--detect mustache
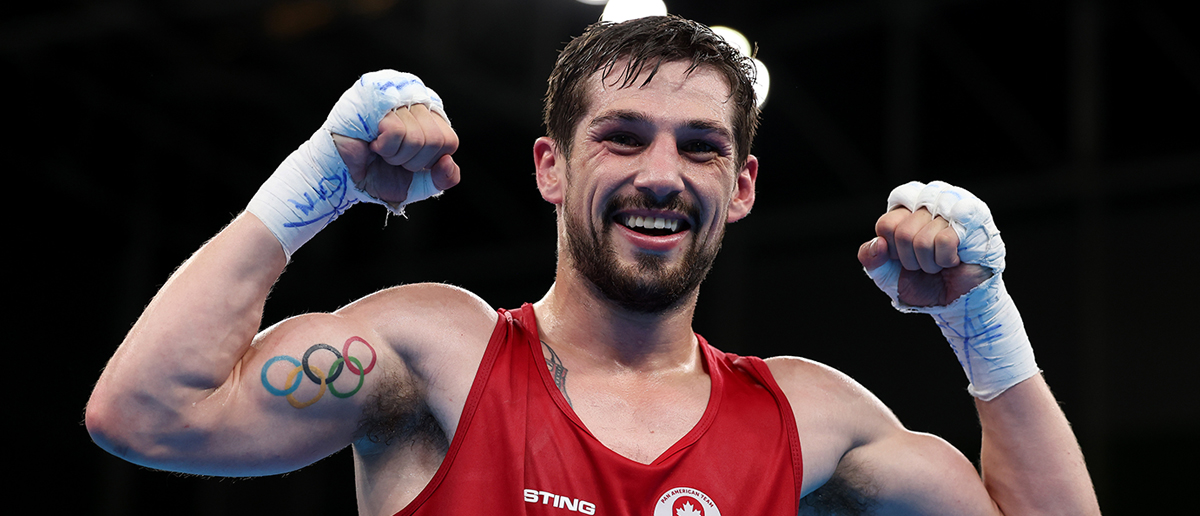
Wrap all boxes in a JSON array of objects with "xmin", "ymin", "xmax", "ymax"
[{"xmin": 602, "ymin": 191, "xmax": 700, "ymax": 223}]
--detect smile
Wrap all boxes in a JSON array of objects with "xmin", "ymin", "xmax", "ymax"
[{"xmin": 616, "ymin": 214, "xmax": 690, "ymax": 236}]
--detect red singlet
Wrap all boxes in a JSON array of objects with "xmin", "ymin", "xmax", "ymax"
[{"xmin": 396, "ymin": 304, "xmax": 803, "ymax": 516}]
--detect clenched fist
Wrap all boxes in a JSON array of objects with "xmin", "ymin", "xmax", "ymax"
[
  {"xmin": 858, "ymin": 207, "xmax": 992, "ymax": 308},
  {"xmin": 333, "ymin": 103, "xmax": 460, "ymax": 207}
]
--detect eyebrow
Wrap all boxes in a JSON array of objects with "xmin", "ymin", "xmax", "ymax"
[
  {"xmin": 587, "ymin": 109, "xmax": 651, "ymax": 130},
  {"xmin": 587, "ymin": 109, "xmax": 734, "ymax": 142},
  {"xmin": 682, "ymin": 119, "xmax": 734, "ymax": 143}
]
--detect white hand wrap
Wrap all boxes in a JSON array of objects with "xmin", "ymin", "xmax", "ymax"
[
  {"xmin": 247, "ymin": 70, "xmax": 448, "ymax": 260},
  {"xmin": 865, "ymin": 181, "xmax": 1039, "ymax": 400}
]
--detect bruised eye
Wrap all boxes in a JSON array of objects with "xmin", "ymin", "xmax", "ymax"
[
  {"xmin": 680, "ymin": 140, "xmax": 720, "ymax": 156},
  {"xmin": 607, "ymin": 133, "xmax": 642, "ymax": 147}
]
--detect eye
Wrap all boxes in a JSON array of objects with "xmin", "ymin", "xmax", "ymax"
[
  {"xmin": 680, "ymin": 140, "xmax": 719, "ymax": 156},
  {"xmin": 606, "ymin": 133, "xmax": 643, "ymax": 148}
]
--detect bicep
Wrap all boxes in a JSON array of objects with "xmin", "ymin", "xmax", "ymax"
[
  {"xmin": 159, "ymin": 312, "xmax": 406, "ymax": 476},
  {"xmin": 206, "ymin": 283, "xmax": 497, "ymax": 474},
  {"xmin": 841, "ymin": 431, "xmax": 1000, "ymax": 516}
]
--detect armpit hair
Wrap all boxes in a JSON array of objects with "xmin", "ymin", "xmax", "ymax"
[
  {"xmin": 797, "ymin": 459, "xmax": 877, "ymax": 515},
  {"xmin": 356, "ymin": 367, "xmax": 448, "ymax": 452}
]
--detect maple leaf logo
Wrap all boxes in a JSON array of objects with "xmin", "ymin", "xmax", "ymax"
[{"xmin": 677, "ymin": 501, "xmax": 703, "ymax": 516}]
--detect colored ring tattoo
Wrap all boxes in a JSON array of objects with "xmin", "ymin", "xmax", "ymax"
[
  {"xmin": 285, "ymin": 365, "xmax": 326, "ymax": 409},
  {"xmin": 327, "ymin": 357, "xmax": 365, "ymax": 398},
  {"xmin": 259, "ymin": 336, "xmax": 377, "ymax": 408},
  {"xmin": 261, "ymin": 355, "xmax": 303, "ymax": 396},
  {"xmin": 342, "ymin": 336, "xmax": 376, "ymax": 375},
  {"xmin": 302, "ymin": 343, "xmax": 344, "ymax": 385}
]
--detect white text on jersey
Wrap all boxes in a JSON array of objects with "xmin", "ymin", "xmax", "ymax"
[{"xmin": 523, "ymin": 489, "xmax": 597, "ymax": 515}]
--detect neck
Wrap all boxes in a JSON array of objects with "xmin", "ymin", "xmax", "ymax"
[{"xmin": 533, "ymin": 265, "xmax": 701, "ymax": 373}]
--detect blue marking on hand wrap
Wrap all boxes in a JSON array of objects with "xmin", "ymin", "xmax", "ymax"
[
  {"xmin": 357, "ymin": 113, "xmax": 372, "ymax": 137},
  {"xmin": 377, "ymin": 78, "xmax": 420, "ymax": 93},
  {"xmin": 283, "ymin": 167, "xmax": 357, "ymax": 228},
  {"xmin": 935, "ymin": 296, "xmax": 1005, "ymax": 382}
]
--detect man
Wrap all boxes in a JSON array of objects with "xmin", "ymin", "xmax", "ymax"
[{"xmin": 87, "ymin": 15, "xmax": 1099, "ymax": 515}]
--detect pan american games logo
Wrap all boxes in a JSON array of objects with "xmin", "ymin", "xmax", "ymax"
[{"xmin": 654, "ymin": 487, "xmax": 722, "ymax": 516}]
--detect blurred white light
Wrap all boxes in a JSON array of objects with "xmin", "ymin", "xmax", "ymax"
[
  {"xmin": 710, "ymin": 26, "xmax": 751, "ymax": 58},
  {"xmin": 600, "ymin": 0, "xmax": 668, "ymax": 23},
  {"xmin": 576, "ymin": 6, "xmax": 770, "ymax": 109},
  {"xmin": 752, "ymin": 58, "xmax": 770, "ymax": 109}
]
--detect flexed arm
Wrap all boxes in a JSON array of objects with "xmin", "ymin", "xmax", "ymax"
[
  {"xmin": 85, "ymin": 71, "xmax": 467, "ymax": 476},
  {"xmin": 854, "ymin": 181, "xmax": 1099, "ymax": 514}
]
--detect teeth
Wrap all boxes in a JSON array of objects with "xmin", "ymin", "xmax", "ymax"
[{"xmin": 622, "ymin": 215, "xmax": 682, "ymax": 232}]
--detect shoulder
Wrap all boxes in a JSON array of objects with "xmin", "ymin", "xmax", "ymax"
[
  {"xmin": 339, "ymin": 283, "xmax": 500, "ymax": 430},
  {"xmin": 764, "ymin": 356, "xmax": 866, "ymax": 393},
  {"xmin": 763, "ymin": 356, "xmax": 900, "ymax": 430},
  {"xmin": 336, "ymin": 282, "xmax": 499, "ymax": 347},
  {"xmin": 333, "ymin": 282, "xmax": 500, "ymax": 391},
  {"xmin": 339, "ymin": 281, "xmax": 496, "ymax": 318},
  {"xmin": 762, "ymin": 356, "xmax": 902, "ymax": 497}
]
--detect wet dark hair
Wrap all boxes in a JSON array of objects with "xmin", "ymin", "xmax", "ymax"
[{"xmin": 543, "ymin": 15, "xmax": 760, "ymax": 166}]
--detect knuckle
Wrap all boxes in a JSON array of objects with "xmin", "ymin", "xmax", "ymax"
[
  {"xmin": 390, "ymin": 106, "xmax": 413, "ymax": 123},
  {"xmin": 443, "ymin": 130, "xmax": 459, "ymax": 152},
  {"xmin": 425, "ymin": 132, "xmax": 445, "ymax": 150},
  {"xmin": 372, "ymin": 135, "xmax": 396, "ymax": 154},
  {"xmin": 380, "ymin": 112, "xmax": 403, "ymax": 131},
  {"xmin": 876, "ymin": 212, "xmax": 902, "ymax": 234},
  {"xmin": 913, "ymin": 231, "xmax": 936, "ymax": 250},
  {"xmin": 874, "ymin": 217, "xmax": 890, "ymax": 235},
  {"xmin": 405, "ymin": 131, "xmax": 427, "ymax": 148},
  {"xmin": 935, "ymin": 230, "xmax": 958, "ymax": 248}
]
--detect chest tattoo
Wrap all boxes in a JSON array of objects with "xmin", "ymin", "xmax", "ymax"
[{"xmin": 541, "ymin": 340, "xmax": 574, "ymax": 408}]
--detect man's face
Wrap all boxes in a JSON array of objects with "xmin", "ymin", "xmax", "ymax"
[{"xmin": 550, "ymin": 61, "xmax": 757, "ymax": 313}]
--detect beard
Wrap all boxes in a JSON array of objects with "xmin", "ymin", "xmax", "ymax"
[{"xmin": 563, "ymin": 190, "xmax": 723, "ymax": 314}]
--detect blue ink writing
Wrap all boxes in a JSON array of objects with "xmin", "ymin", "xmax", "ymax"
[
  {"xmin": 283, "ymin": 167, "xmax": 357, "ymax": 228},
  {"xmin": 936, "ymin": 295, "xmax": 1004, "ymax": 382}
]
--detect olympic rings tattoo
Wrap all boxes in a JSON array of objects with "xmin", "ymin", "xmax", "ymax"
[{"xmin": 260, "ymin": 336, "xmax": 377, "ymax": 408}]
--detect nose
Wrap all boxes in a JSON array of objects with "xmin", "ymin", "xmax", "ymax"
[{"xmin": 631, "ymin": 138, "xmax": 686, "ymax": 201}]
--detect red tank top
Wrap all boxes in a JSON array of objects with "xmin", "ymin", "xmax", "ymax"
[{"xmin": 396, "ymin": 304, "xmax": 803, "ymax": 516}]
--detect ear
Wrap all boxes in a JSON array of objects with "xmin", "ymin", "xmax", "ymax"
[
  {"xmin": 534, "ymin": 136, "xmax": 564, "ymax": 205},
  {"xmin": 726, "ymin": 154, "xmax": 758, "ymax": 223}
]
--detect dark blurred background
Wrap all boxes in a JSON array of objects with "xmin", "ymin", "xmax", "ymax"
[{"xmin": 8, "ymin": 0, "xmax": 1197, "ymax": 513}]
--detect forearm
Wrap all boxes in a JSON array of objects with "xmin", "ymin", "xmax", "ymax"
[
  {"xmin": 977, "ymin": 374, "xmax": 1099, "ymax": 515},
  {"xmin": 87, "ymin": 212, "xmax": 286, "ymax": 451}
]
